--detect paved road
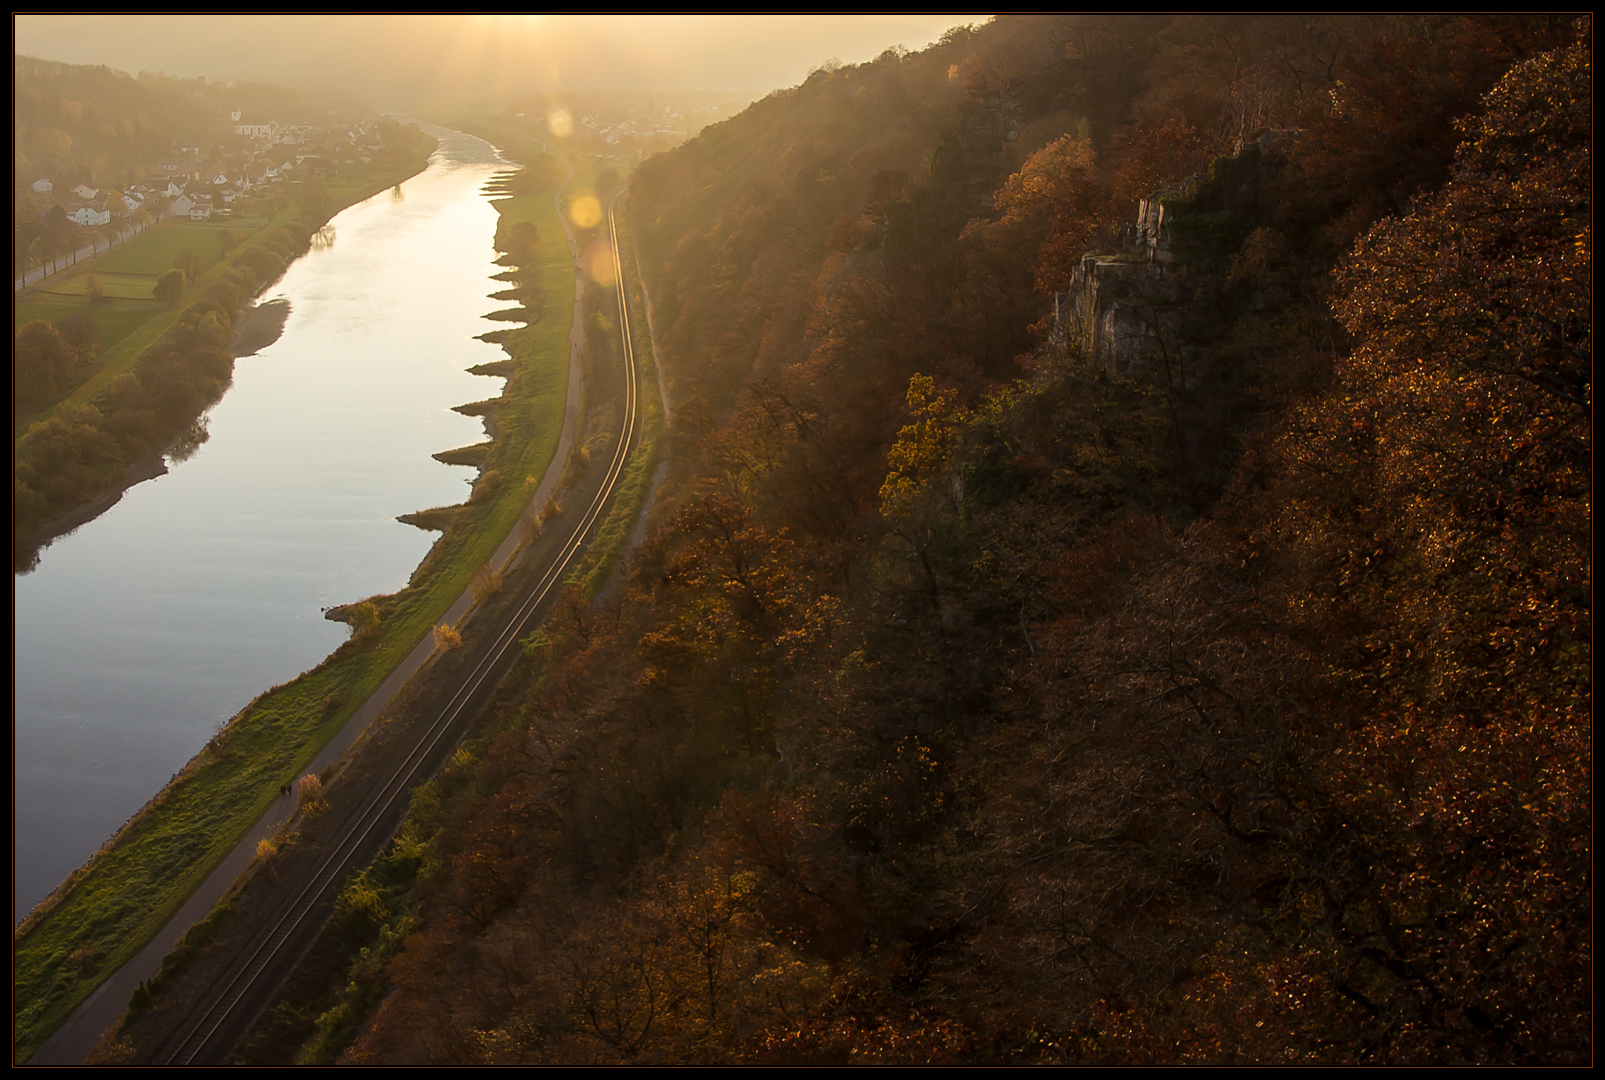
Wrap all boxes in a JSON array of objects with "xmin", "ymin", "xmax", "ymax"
[{"xmin": 15, "ymin": 220, "xmax": 159, "ymax": 292}]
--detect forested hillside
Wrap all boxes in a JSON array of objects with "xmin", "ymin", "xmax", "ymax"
[{"xmin": 281, "ymin": 16, "xmax": 1589, "ymax": 1064}]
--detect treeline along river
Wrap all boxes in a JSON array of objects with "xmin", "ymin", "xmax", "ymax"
[{"xmin": 13, "ymin": 126, "xmax": 514, "ymax": 922}]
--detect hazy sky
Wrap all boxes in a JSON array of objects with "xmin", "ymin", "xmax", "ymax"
[{"xmin": 15, "ymin": 15, "xmax": 987, "ymax": 106}]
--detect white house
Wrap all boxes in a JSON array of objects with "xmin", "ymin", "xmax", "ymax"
[
  {"xmin": 68, "ymin": 204, "xmax": 111, "ymax": 226},
  {"xmin": 32, "ymin": 178, "xmax": 53, "ymax": 194}
]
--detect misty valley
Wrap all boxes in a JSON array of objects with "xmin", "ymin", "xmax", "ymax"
[{"xmin": 12, "ymin": 15, "xmax": 1592, "ymax": 1067}]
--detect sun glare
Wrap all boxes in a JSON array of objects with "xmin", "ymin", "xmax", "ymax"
[
  {"xmin": 569, "ymin": 194, "xmax": 602, "ymax": 229},
  {"xmin": 585, "ymin": 242, "xmax": 618, "ymax": 286}
]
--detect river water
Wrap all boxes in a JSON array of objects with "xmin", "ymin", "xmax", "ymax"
[{"xmin": 13, "ymin": 126, "xmax": 514, "ymax": 922}]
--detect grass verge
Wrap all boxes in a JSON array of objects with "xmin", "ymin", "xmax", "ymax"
[
  {"xmin": 205, "ymin": 147, "xmax": 661, "ymax": 1068},
  {"xmin": 562, "ymin": 211, "xmax": 664, "ymax": 594}
]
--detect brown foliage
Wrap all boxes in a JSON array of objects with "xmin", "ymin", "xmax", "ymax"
[{"xmin": 337, "ymin": 19, "xmax": 1589, "ymax": 1067}]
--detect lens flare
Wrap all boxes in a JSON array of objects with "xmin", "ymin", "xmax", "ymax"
[
  {"xmin": 569, "ymin": 194, "xmax": 602, "ymax": 229},
  {"xmin": 548, "ymin": 108, "xmax": 573, "ymax": 138},
  {"xmin": 584, "ymin": 241, "xmax": 617, "ymax": 286}
]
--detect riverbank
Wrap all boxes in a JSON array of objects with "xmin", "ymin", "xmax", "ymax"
[
  {"xmin": 81, "ymin": 152, "xmax": 660, "ymax": 1069},
  {"xmin": 14, "ymin": 141, "xmax": 437, "ymax": 572},
  {"xmin": 231, "ymin": 297, "xmax": 291, "ymax": 357},
  {"xmin": 22, "ymin": 297, "xmax": 292, "ymax": 558},
  {"xmin": 12, "ymin": 134, "xmax": 576, "ymax": 1063}
]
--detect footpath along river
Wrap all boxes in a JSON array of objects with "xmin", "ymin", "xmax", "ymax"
[{"xmin": 13, "ymin": 125, "xmax": 517, "ymax": 923}]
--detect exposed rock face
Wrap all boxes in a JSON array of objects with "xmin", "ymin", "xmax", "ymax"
[
  {"xmin": 1053, "ymin": 176, "xmax": 1194, "ymax": 374},
  {"xmin": 1058, "ymin": 256, "xmax": 1163, "ymax": 372},
  {"xmin": 1055, "ymin": 131, "xmax": 1296, "ymax": 376}
]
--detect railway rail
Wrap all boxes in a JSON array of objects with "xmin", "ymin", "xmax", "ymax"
[{"xmin": 153, "ymin": 190, "xmax": 641, "ymax": 1065}]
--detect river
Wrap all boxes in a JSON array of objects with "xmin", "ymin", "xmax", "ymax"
[{"xmin": 13, "ymin": 125, "xmax": 514, "ymax": 923}]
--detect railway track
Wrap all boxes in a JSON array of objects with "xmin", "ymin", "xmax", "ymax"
[{"xmin": 154, "ymin": 190, "xmax": 642, "ymax": 1065}]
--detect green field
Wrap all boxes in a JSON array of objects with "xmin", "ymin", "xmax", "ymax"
[
  {"xmin": 15, "ymin": 167, "xmax": 419, "ymax": 439},
  {"xmin": 15, "ymin": 299, "xmax": 154, "ymax": 337},
  {"xmin": 90, "ymin": 220, "xmax": 246, "ymax": 276},
  {"xmin": 12, "ymin": 149, "xmax": 577, "ymax": 1066},
  {"xmin": 14, "ymin": 213, "xmax": 295, "ymax": 435},
  {"xmin": 29, "ymin": 271, "xmax": 162, "ymax": 301}
]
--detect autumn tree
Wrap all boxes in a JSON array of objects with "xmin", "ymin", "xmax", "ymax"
[
  {"xmin": 14, "ymin": 320, "xmax": 82, "ymax": 402},
  {"xmin": 1285, "ymin": 26, "xmax": 1593, "ymax": 728},
  {"xmin": 154, "ymin": 268, "xmax": 186, "ymax": 303},
  {"xmin": 1278, "ymin": 15, "xmax": 1576, "ymax": 254},
  {"xmin": 314, "ymin": 18, "xmax": 1590, "ymax": 1066},
  {"xmin": 981, "ymin": 133, "xmax": 1108, "ymax": 295},
  {"xmin": 638, "ymin": 495, "xmax": 835, "ymax": 755},
  {"xmin": 1106, "ymin": 115, "xmax": 1214, "ymax": 214},
  {"xmin": 494, "ymin": 219, "xmax": 540, "ymax": 265},
  {"xmin": 172, "ymin": 248, "xmax": 203, "ymax": 282},
  {"xmin": 1233, "ymin": 29, "xmax": 1593, "ymax": 1059}
]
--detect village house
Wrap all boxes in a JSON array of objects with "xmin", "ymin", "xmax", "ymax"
[
  {"xmin": 67, "ymin": 204, "xmax": 111, "ymax": 226},
  {"xmin": 234, "ymin": 118, "xmax": 279, "ymax": 140}
]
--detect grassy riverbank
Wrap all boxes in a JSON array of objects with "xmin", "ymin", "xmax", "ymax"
[
  {"xmin": 14, "ymin": 142, "xmax": 444, "ymax": 573},
  {"xmin": 222, "ymin": 159, "xmax": 670, "ymax": 1069},
  {"xmin": 14, "ymin": 208, "xmax": 304, "ymax": 436},
  {"xmin": 12, "ymin": 145, "xmax": 576, "ymax": 1065},
  {"xmin": 15, "ymin": 147, "xmax": 432, "ymax": 438}
]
